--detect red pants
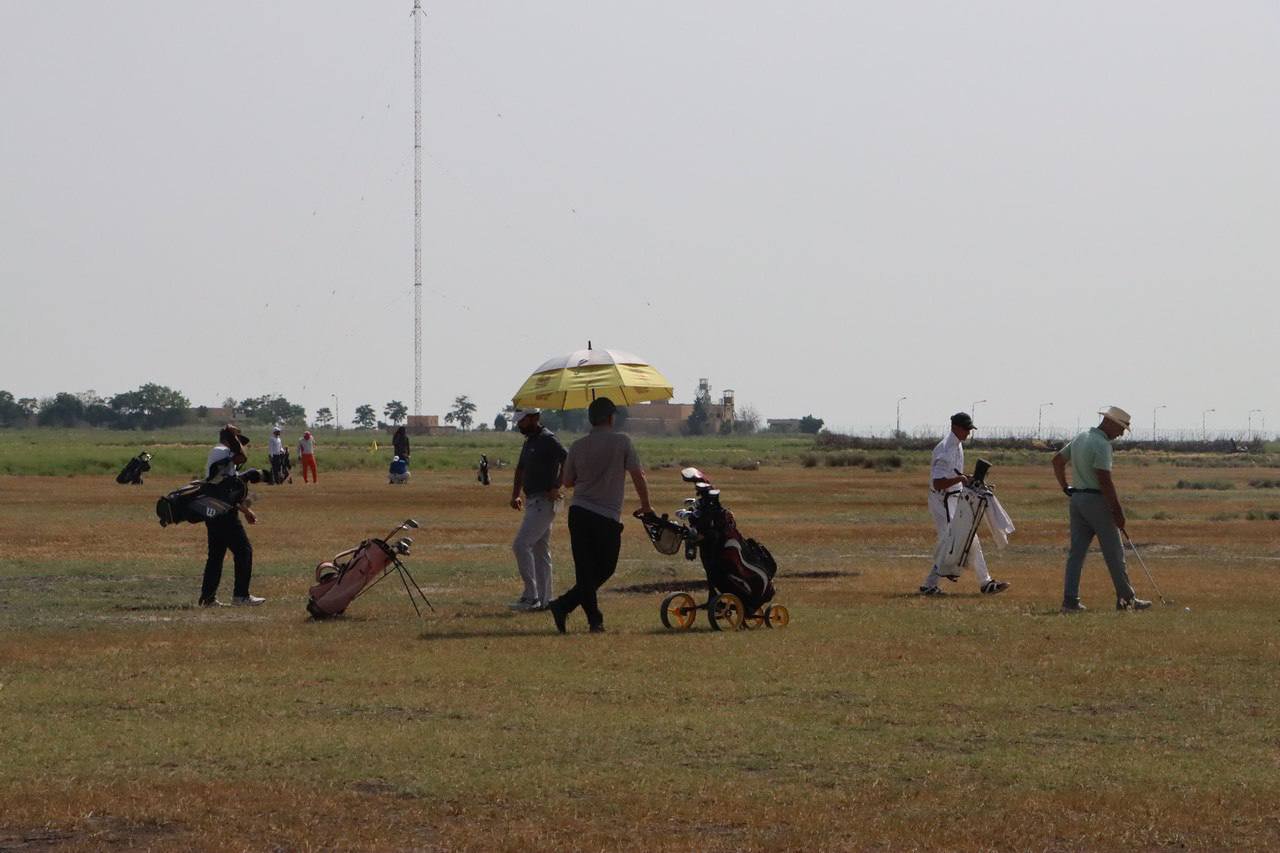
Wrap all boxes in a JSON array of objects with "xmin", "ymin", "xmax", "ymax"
[{"xmin": 301, "ymin": 453, "xmax": 318, "ymax": 482}]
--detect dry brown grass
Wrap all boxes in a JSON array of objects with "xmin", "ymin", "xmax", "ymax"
[{"xmin": 2, "ymin": 461, "xmax": 1279, "ymax": 851}]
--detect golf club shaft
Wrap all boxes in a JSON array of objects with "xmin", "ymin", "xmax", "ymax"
[{"xmin": 1123, "ymin": 530, "xmax": 1169, "ymax": 603}]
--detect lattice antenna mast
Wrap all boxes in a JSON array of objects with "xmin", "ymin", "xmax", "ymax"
[{"xmin": 412, "ymin": 0, "xmax": 424, "ymax": 416}]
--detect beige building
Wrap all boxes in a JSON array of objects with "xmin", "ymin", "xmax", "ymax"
[
  {"xmin": 406, "ymin": 414, "xmax": 457, "ymax": 435},
  {"xmin": 626, "ymin": 383, "xmax": 736, "ymax": 435}
]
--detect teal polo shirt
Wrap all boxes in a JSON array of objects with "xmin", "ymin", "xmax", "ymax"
[{"xmin": 1059, "ymin": 427, "xmax": 1113, "ymax": 490}]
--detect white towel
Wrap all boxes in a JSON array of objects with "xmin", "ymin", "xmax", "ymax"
[{"xmin": 984, "ymin": 494, "xmax": 1015, "ymax": 549}]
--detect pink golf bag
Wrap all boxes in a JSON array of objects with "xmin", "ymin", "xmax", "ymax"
[{"xmin": 306, "ymin": 519, "xmax": 431, "ymax": 619}]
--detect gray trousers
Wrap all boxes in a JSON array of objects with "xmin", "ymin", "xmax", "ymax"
[
  {"xmin": 512, "ymin": 495, "xmax": 558, "ymax": 604},
  {"xmin": 1063, "ymin": 492, "xmax": 1135, "ymax": 603}
]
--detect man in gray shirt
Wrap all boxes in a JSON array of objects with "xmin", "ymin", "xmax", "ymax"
[{"xmin": 546, "ymin": 397, "xmax": 652, "ymax": 633}]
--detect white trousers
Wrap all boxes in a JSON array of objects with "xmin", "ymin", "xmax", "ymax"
[
  {"xmin": 923, "ymin": 491, "xmax": 990, "ymax": 588},
  {"xmin": 512, "ymin": 496, "xmax": 558, "ymax": 604}
]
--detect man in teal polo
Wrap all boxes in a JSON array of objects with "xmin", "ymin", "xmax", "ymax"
[{"xmin": 1052, "ymin": 406, "xmax": 1150, "ymax": 613}]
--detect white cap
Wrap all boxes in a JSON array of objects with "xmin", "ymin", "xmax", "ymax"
[
  {"xmin": 1098, "ymin": 406, "xmax": 1132, "ymax": 430},
  {"xmin": 272, "ymin": 427, "xmax": 282, "ymax": 433},
  {"xmin": 513, "ymin": 408, "xmax": 541, "ymax": 420}
]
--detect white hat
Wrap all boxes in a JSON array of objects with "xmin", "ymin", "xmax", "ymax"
[
  {"xmin": 512, "ymin": 407, "xmax": 541, "ymax": 420},
  {"xmin": 272, "ymin": 427, "xmax": 282, "ymax": 433},
  {"xmin": 1098, "ymin": 406, "xmax": 1132, "ymax": 430}
]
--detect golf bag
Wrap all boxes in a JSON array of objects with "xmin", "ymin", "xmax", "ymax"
[
  {"xmin": 389, "ymin": 455, "xmax": 409, "ymax": 484},
  {"xmin": 306, "ymin": 519, "xmax": 430, "ymax": 619},
  {"xmin": 931, "ymin": 459, "xmax": 1014, "ymax": 576},
  {"xmin": 267, "ymin": 449, "xmax": 292, "ymax": 485},
  {"xmin": 639, "ymin": 468, "xmax": 778, "ymax": 612},
  {"xmin": 477, "ymin": 454, "xmax": 490, "ymax": 486},
  {"xmin": 155, "ymin": 470, "xmax": 261, "ymax": 527},
  {"xmin": 116, "ymin": 452, "xmax": 152, "ymax": 485}
]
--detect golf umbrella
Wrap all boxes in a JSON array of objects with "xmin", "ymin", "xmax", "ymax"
[{"xmin": 512, "ymin": 346, "xmax": 674, "ymax": 410}]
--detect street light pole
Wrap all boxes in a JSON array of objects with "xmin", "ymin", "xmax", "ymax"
[
  {"xmin": 1037, "ymin": 402, "xmax": 1054, "ymax": 440},
  {"xmin": 1202, "ymin": 408, "xmax": 1215, "ymax": 440},
  {"xmin": 332, "ymin": 394, "xmax": 341, "ymax": 431},
  {"xmin": 971, "ymin": 399, "xmax": 987, "ymax": 424},
  {"xmin": 896, "ymin": 396, "xmax": 907, "ymax": 437},
  {"xmin": 1152, "ymin": 404, "xmax": 1166, "ymax": 443},
  {"xmin": 1248, "ymin": 409, "xmax": 1262, "ymax": 440}
]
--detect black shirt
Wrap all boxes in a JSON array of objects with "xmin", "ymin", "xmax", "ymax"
[{"xmin": 518, "ymin": 427, "xmax": 567, "ymax": 496}]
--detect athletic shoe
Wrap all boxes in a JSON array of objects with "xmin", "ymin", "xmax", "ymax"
[
  {"xmin": 547, "ymin": 600, "xmax": 567, "ymax": 634},
  {"xmin": 981, "ymin": 580, "xmax": 1010, "ymax": 595},
  {"xmin": 918, "ymin": 586, "xmax": 947, "ymax": 596},
  {"xmin": 1116, "ymin": 597, "xmax": 1152, "ymax": 611},
  {"xmin": 232, "ymin": 595, "xmax": 265, "ymax": 606},
  {"xmin": 507, "ymin": 599, "xmax": 537, "ymax": 611},
  {"xmin": 198, "ymin": 598, "xmax": 228, "ymax": 608},
  {"xmin": 1060, "ymin": 600, "xmax": 1088, "ymax": 613}
]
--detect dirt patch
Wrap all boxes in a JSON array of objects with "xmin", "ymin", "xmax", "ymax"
[{"xmin": 0, "ymin": 816, "xmax": 181, "ymax": 851}]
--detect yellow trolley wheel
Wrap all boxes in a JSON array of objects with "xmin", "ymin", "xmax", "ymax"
[
  {"xmin": 708, "ymin": 592, "xmax": 745, "ymax": 632},
  {"xmin": 660, "ymin": 592, "xmax": 698, "ymax": 631},
  {"xmin": 764, "ymin": 604, "xmax": 790, "ymax": 628}
]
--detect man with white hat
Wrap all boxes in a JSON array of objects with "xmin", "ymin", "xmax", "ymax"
[
  {"xmin": 1052, "ymin": 406, "xmax": 1150, "ymax": 613},
  {"xmin": 508, "ymin": 408, "xmax": 567, "ymax": 611},
  {"xmin": 268, "ymin": 426, "xmax": 291, "ymax": 484}
]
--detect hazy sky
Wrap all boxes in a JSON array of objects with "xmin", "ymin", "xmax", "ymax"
[{"xmin": 2, "ymin": 2, "xmax": 1277, "ymax": 436}]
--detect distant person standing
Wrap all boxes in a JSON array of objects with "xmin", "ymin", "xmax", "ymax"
[
  {"xmin": 268, "ymin": 426, "xmax": 290, "ymax": 484},
  {"xmin": 200, "ymin": 424, "xmax": 265, "ymax": 607},
  {"xmin": 1052, "ymin": 406, "xmax": 1150, "ymax": 613},
  {"xmin": 298, "ymin": 430, "xmax": 318, "ymax": 483},
  {"xmin": 392, "ymin": 425, "xmax": 411, "ymax": 466},
  {"xmin": 919, "ymin": 412, "xmax": 1009, "ymax": 597},
  {"xmin": 508, "ymin": 408, "xmax": 567, "ymax": 611},
  {"xmin": 546, "ymin": 397, "xmax": 653, "ymax": 634}
]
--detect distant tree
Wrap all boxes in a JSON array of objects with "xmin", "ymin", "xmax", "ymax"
[
  {"xmin": 237, "ymin": 394, "xmax": 307, "ymax": 426},
  {"xmin": 444, "ymin": 395, "xmax": 477, "ymax": 430},
  {"xmin": 195, "ymin": 405, "xmax": 209, "ymax": 419},
  {"xmin": 799, "ymin": 414, "xmax": 825, "ymax": 435},
  {"xmin": 718, "ymin": 419, "xmax": 734, "ymax": 436},
  {"xmin": 314, "ymin": 407, "xmax": 334, "ymax": 428},
  {"xmin": 17, "ymin": 398, "xmax": 38, "ymax": 417},
  {"xmin": 110, "ymin": 383, "xmax": 190, "ymax": 430},
  {"xmin": 0, "ymin": 391, "xmax": 27, "ymax": 427},
  {"xmin": 39, "ymin": 393, "xmax": 85, "ymax": 427},
  {"xmin": 493, "ymin": 413, "xmax": 508, "ymax": 432},
  {"xmin": 353, "ymin": 404, "xmax": 377, "ymax": 429},
  {"xmin": 734, "ymin": 404, "xmax": 761, "ymax": 435},
  {"xmin": 538, "ymin": 408, "xmax": 588, "ymax": 433},
  {"xmin": 383, "ymin": 400, "xmax": 408, "ymax": 425},
  {"xmin": 221, "ymin": 397, "xmax": 238, "ymax": 412},
  {"xmin": 476, "ymin": 422, "xmax": 490, "ymax": 432},
  {"xmin": 685, "ymin": 396, "xmax": 711, "ymax": 436}
]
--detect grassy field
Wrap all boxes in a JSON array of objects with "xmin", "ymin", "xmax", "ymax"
[{"xmin": 2, "ymin": 437, "xmax": 1280, "ymax": 850}]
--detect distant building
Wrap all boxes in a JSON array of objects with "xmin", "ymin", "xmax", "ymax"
[
  {"xmin": 626, "ymin": 382, "xmax": 736, "ymax": 435},
  {"xmin": 766, "ymin": 418, "xmax": 803, "ymax": 433},
  {"xmin": 406, "ymin": 414, "xmax": 457, "ymax": 436}
]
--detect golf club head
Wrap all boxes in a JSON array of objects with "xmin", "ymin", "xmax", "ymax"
[
  {"xmin": 405, "ymin": 518, "xmax": 420, "ymax": 529},
  {"xmin": 683, "ymin": 498, "xmax": 697, "ymax": 507},
  {"xmin": 395, "ymin": 541, "xmax": 411, "ymax": 555},
  {"xmin": 681, "ymin": 467, "xmax": 707, "ymax": 484}
]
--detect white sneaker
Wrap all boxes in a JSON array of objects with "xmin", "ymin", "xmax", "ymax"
[{"xmin": 232, "ymin": 594, "xmax": 266, "ymax": 606}]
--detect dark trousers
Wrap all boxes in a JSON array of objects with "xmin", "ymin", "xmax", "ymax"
[
  {"xmin": 557, "ymin": 506, "xmax": 623, "ymax": 628},
  {"xmin": 201, "ymin": 512, "xmax": 253, "ymax": 601}
]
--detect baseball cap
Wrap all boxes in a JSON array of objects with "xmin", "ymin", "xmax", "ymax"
[
  {"xmin": 1098, "ymin": 406, "xmax": 1132, "ymax": 430},
  {"xmin": 512, "ymin": 407, "xmax": 541, "ymax": 420},
  {"xmin": 950, "ymin": 412, "xmax": 975, "ymax": 430}
]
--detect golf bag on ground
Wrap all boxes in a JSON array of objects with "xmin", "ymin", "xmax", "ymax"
[
  {"xmin": 639, "ymin": 468, "xmax": 778, "ymax": 612},
  {"xmin": 389, "ymin": 456, "xmax": 409, "ymax": 484},
  {"xmin": 267, "ymin": 449, "xmax": 292, "ymax": 485},
  {"xmin": 306, "ymin": 519, "xmax": 431, "ymax": 619},
  {"xmin": 116, "ymin": 452, "xmax": 152, "ymax": 485},
  {"xmin": 477, "ymin": 454, "xmax": 490, "ymax": 486},
  {"xmin": 155, "ymin": 471, "xmax": 260, "ymax": 527}
]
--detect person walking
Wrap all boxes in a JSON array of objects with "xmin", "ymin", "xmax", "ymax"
[
  {"xmin": 200, "ymin": 425, "xmax": 265, "ymax": 607},
  {"xmin": 298, "ymin": 430, "xmax": 318, "ymax": 483},
  {"xmin": 1052, "ymin": 406, "xmax": 1150, "ymax": 613},
  {"xmin": 508, "ymin": 408, "xmax": 567, "ymax": 611},
  {"xmin": 392, "ymin": 425, "xmax": 411, "ymax": 466},
  {"xmin": 546, "ymin": 397, "xmax": 652, "ymax": 633},
  {"xmin": 920, "ymin": 412, "xmax": 1009, "ymax": 596},
  {"xmin": 268, "ymin": 426, "xmax": 290, "ymax": 484}
]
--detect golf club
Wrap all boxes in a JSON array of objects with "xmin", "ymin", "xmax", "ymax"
[{"xmin": 1122, "ymin": 530, "xmax": 1171, "ymax": 605}]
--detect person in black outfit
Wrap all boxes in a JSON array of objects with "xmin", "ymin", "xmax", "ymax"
[
  {"xmin": 392, "ymin": 426, "xmax": 411, "ymax": 466},
  {"xmin": 199, "ymin": 425, "xmax": 264, "ymax": 607}
]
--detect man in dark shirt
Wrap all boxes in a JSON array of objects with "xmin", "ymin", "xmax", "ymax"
[{"xmin": 508, "ymin": 408, "xmax": 567, "ymax": 610}]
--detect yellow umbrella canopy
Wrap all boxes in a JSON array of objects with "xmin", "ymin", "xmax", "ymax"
[{"xmin": 512, "ymin": 347, "xmax": 674, "ymax": 410}]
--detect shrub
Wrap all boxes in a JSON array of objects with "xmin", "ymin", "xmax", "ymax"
[
  {"xmin": 1175, "ymin": 480, "xmax": 1233, "ymax": 490},
  {"xmin": 1248, "ymin": 479, "xmax": 1280, "ymax": 489},
  {"xmin": 1245, "ymin": 509, "xmax": 1280, "ymax": 521}
]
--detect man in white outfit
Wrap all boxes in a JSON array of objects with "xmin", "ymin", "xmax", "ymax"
[{"xmin": 920, "ymin": 412, "xmax": 1009, "ymax": 597}]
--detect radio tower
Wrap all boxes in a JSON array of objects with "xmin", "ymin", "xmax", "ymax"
[{"xmin": 412, "ymin": 0, "xmax": 424, "ymax": 416}]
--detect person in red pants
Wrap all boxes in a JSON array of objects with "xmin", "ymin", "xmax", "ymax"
[{"xmin": 298, "ymin": 430, "xmax": 318, "ymax": 483}]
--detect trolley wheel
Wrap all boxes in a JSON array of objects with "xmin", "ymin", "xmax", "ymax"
[
  {"xmin": 764, "ymin": 604, "xmax": 790, "ymax": 628},
  {"xmin": 743, "ymin": 609, "xmax": 766, "ymax": 629},
  {"xmin": 708, "ymin": 593, "xmax": 745, "ymax": 632},
  {"xmin": 660, "ymin": 592, "xmax": 698, "ymax": 631}
]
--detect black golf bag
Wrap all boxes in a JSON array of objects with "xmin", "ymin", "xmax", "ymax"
[
  {"xmin": 116, "ymin": 452, "xmax": 152, "ymax": 485},
  {"xmin": 639, "ymin": 468, "xmax": 778, "ymax": 612},
  {"xmin": 155, "ymin": 470, "xmax": 260, "ymax": 527},
  {"xmin": 267, "ymin": 448, "xmax": 292, "ymax": 485},
  {"xmin": 477, "ymin": 454, "xmax": 490, "ymax": 486}
]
